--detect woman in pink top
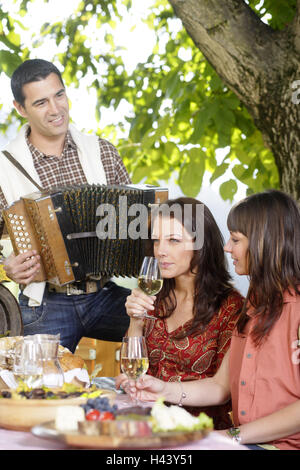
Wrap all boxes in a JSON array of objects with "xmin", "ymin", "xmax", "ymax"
[{"xmin": 127, "ymin": 190, "xmax": 300, "ymax": 450}]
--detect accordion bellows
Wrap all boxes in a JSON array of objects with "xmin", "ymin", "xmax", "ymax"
[{"xmin": 3, "ymin": 184, "xmax": 168, "ymax": 286}]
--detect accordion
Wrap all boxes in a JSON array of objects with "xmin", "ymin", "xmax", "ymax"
[{"xmin": 3, "ymin": 184, "xmax": 168, "ymax": 286}]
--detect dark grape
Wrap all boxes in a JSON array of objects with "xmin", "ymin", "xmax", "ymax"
[{"xmin": 81, "ymin": 396, "xmax": 118, "ymax": 416}]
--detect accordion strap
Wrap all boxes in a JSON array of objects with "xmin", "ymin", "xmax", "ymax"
[{"xmin": 2, "ymin": 150, "xmax": 44, "ymax": 192}]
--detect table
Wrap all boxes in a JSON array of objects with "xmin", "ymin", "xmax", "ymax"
[
  {"xmin": 0, "ymin": 428, "xmax": 247, "ymax": 450},
  {"xmin": 0, "ymin": 394, "xmax": 247, "ymax": 451}
]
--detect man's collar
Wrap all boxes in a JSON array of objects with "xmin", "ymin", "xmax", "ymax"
[
  {"xmin": 25, "ymin": 126, "xmax": 76, "ymax": 156},
  {"xmin": 64, "ymin": 129, "xmax": 77, "ymax": 150}
]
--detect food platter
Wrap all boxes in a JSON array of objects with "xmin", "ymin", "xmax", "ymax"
[
  {"xmin": 31, "ymin": 420, "xmax": 210, "ymax": 449},
  {"xmin": 0, "ymin": 395, "xmax": 87, "ymax": 431},
  {"xmin": 0, "ymin": 389, "xmax": 115, "ymax": 431}
]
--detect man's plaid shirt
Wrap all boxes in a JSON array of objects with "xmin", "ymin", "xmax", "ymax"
[{"xmin": 0, "ymin": 129, "xmax": 131, "ymax": 229}]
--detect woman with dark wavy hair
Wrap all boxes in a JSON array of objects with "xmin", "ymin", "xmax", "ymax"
[
  {"xmin": 127, "ymin": 190, "xmax": 300, "ymax": 450},
  {"xmin": 116, "ymin": 197, "xmax": 244, "ymax": 429}
]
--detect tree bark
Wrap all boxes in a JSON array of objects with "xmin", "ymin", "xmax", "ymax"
[{"xmin": 168, "ymin": 0, "xmax": 300, "ymax": 200}]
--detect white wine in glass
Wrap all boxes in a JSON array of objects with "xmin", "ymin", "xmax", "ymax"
[
  {"xmin": 13, "ymin": 339, "xmax": 44, "ymax": 389},
  {"xmin": 120, "ymin": 357, "xmax": 149, "ymax": 380},
  {"xmin": 120, "ymin": 337, "xmax": 149, "ymax": 402},
  {"xmin": 137, "ymin": 277, "xmax": 163, "ymax": 296},
  {"xmin": 135, "ymin": 256, "xmax": 163, "ymax": 319}
]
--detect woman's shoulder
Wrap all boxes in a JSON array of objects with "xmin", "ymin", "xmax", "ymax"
[
  {"xmin": 225, "ymin": 288, "xmax": 244, "ymax": 305},
  {"xmin": 283, "ymin": 286, "xmax": 300, "ymax": 304},
  {"xmin": 219, "ymin": 289, "xmax": 244, "ymax": 317}
]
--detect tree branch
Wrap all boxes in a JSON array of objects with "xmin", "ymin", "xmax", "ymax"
[
  {"xmin": 292, "ymin": 0, "xmax": 300, "ymax": 53},
  {"xmin": 168, "ymin": 0, "xmax": 287, "ymax": 108}
]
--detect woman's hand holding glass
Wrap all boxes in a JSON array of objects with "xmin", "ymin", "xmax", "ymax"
[
  {"xmin": 125, "ymin": 288, "xmax": 156, "ymax": 321},
  {"xmin": 120, "ymin": 374, "xmax": 167, "ymax": 403}
]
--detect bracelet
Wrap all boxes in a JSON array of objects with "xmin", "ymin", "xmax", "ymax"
[
  {"xmin": 227, "ymin": 427, "xmax": 242, "ymax": 444},
  {"xmin": 178, "ymin": 381, "xmax": 186, "ymax": 407}
]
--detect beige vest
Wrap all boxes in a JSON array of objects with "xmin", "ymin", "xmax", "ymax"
[{"xmin": 0, "ymin": 124, "xmax": 107, "ymax": 305}]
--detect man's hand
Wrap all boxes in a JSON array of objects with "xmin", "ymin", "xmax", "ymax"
[{"xmin": 3, "ymin": 250, "xmax": 41, "ymax": 285}]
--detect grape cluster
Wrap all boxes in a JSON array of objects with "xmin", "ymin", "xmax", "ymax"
[{"xmin": 81, "ymin": 396, "xmax": 118, "ymax": 416}]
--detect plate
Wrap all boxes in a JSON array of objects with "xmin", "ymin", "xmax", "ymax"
[{"xmin": 31, "ymin": 420, "xmax": 210, "ymax": 449}]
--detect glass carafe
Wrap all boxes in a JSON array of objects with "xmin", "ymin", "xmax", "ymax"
[{"xmin": 34, "ymin": 334, "xmax": 64, "ymax": 388}]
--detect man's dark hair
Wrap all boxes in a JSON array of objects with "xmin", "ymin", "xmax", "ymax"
[{"xmin": 11, "ymin": 59, "xmax": 64, "ymax": 107}]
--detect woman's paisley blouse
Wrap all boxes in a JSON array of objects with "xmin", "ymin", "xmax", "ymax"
[{"xmin": 143, "ymin": 290, "xmax": 244, "ymax": 429}]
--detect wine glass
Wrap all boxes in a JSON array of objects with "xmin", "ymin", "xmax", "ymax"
[
  {"xmin": 13, "ymin": 339, "xmax": 44, "ymax": 389},
  {"xmin": 134, "ymin": 256, "xmax": 163, "ymax": 319},
  {"xmin": 120, "ymin": 336, "xmax": 149, "ymax": 402}
]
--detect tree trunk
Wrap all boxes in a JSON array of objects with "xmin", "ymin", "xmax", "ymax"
[{"xmin": 168, "ymin": 0, "xmax": 300, "ymax": 200}]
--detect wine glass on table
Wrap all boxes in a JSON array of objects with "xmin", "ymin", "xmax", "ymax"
[
  {"xmin": 120, "ymin": 336, "xmax": 149, "ymax": 403},
  {"xmin": 13, "ymin": 339, "xmax": 44, "ymax": 389},
  {"xmin": 134, "ymin": 256, "xmax": 163, "ymax": 320}
]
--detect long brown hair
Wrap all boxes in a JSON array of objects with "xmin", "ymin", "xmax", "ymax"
[
  {"xmin": 150, "ymin": 197, "xmax": 235, "ymax": 337},
  {"xmin": 227, "ymin": 189, "xmax": 300, "ymax": 345}
]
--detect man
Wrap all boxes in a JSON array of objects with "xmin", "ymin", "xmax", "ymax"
[{"xmin": 0, "ymin": 59, "xmax": 130, "ymax": 352}]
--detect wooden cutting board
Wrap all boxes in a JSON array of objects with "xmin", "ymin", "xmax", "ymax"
[{"xmin": 32, "ymin": 420, "xmax": 211, "ymax": 449}]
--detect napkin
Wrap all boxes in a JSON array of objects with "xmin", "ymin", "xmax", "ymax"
[
  {"xmin": 0, "ymin": 369, "xmax": 18, "ymax": 389},
  {"xmin": 64, "ymin": 368, "xmax": 90, "ymax": 388},
  {"xmin": 92, "ymin": 376, "xmax": 124, "ymax": 394}
]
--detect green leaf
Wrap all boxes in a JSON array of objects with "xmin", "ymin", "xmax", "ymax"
[
  {"xmin": 0, "ymin": 50, "xmax": 22, "ymax": 77},
  {"xmin": 6, "ymin": 30, "xmax": 21, "ymax": 48},
  {"xmin": 178, "ymin": 148, "xmax": 206, "ymax": 197},
  {"xmin": 219, "ymin": 179, "xmax": 238, "ymax": 202},
  {"xmin": 191, "ymin": 106, "xmax": 211, "ymax": 144},
  {"xmin": 131, "ymin": 164, "xmax": 151, "ymax": 183},
  {"xmin": 210, "ymin": 162, "xmax": 230, "ymax": 184}
]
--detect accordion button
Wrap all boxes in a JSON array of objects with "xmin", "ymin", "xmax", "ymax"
[{"xmin": 19, "ymin": 232, "xmax": 23, "ymax": 236}]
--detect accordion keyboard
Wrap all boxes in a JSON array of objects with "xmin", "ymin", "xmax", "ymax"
[{"xmin": 3, "ymin": 200, "xmax": 47, "ymax": 282}]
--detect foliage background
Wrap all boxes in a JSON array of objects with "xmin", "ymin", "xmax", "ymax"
[{"xmin": 0, "ymin": 0, "xmax": 293, "ymax": 203}]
